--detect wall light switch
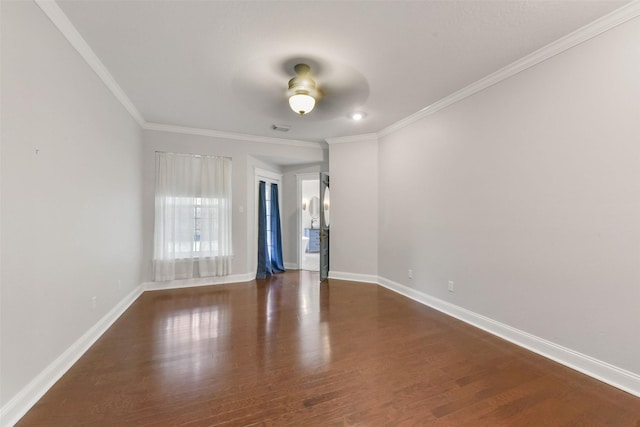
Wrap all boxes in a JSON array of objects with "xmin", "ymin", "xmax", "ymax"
[{"xmin": 448, "ymin": 281, "xmax": 455, "ymax": 292}]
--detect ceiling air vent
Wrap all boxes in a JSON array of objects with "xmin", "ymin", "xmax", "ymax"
[{"xmin": 272, "ymin": 124, "xmax": 291, "ymax": 132}]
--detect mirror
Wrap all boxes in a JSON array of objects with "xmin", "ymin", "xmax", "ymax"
[
  {"xmin": 308, "ymin": 196, "xmax": 320, "ymax": 228},
  {"xmin": 322, "ymin": 187, "xmax": 330, "ymax": 227}
]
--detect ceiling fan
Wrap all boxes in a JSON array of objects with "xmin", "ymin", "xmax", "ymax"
[
  {"xmin": 287, "ymin": 63, "xmax": 321, "ymax": 115},
  {"xmin": 231, "ymin": 56, "xmax": 369, "ymax": 122}
]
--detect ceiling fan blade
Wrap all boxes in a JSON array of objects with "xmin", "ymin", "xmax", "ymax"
[{"xmin": 231, "ymin": 55, "xmax": 370, "ymax": 121}]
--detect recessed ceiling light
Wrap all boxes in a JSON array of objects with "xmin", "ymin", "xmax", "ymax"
[{"xmin": 349, "ymin": 111, "xmax": 367, "ymax": 121}]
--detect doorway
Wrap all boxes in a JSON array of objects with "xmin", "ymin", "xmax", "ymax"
[{"xmin": 299, "ymin": 176, "xmax": 320, "ymax": 272}]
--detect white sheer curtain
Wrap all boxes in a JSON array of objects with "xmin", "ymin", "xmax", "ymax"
[
  {"xmin": 199, "ymin": 156, "xmax": 232, "ymax": 277},
  {"xmin": 153, "ymin": 152, "xmax": 232, "ymax": 281}
]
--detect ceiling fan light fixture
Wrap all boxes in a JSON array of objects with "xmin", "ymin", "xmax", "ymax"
[
  {"xmin": 287, "ymin": 63, "xmax": 318, "ymax": 115},
  {"xmin": 289, "ymin": 93, "xmax": 316, "ymax": 115}
]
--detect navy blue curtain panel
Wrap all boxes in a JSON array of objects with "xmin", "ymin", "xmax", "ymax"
[
  {"xmin": 269, "ymin": 183, "xmax": 285, "ymax": 273},
  {"xmin": 256, "ymin": 181, "xmax": 271, "ymax": 279},
  {"xmin": 256, "ymin": 181, "xmax": 286, "ymax": 279}
]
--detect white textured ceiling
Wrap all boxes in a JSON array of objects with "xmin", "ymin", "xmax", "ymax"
[{"xmin": 56, "ymin": 0, "xmax": 628, "ymax": 143}]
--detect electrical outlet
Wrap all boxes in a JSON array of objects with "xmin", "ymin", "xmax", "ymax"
[
  {"xmin": 448, "ymin": 281, "xmax": 455, "ymax": 292},
  {"xmin": 117, "ymin": 279, "xmax": 122, "ymax": 289},
  {"xmin": 91, "ymin": 296, "xmax": 97, "ymax": 310},
  {"xmin": 408, "ymin": 269, "xmax": 413, "ymax": 279}
]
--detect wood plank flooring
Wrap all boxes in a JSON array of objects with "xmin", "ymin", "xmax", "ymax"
[{"xmin": 18, "ymin": 270, "xmax": 640, "ymax": 426}]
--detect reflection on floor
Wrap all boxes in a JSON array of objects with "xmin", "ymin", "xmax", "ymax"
[{"xmin": 302, "ymin": 252, "xmax": 319, "ymax": 271}]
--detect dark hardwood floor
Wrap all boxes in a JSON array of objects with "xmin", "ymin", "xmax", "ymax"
[{"xmin": 18, "ymin": 270, "xmax": 640, "ymax": 426}]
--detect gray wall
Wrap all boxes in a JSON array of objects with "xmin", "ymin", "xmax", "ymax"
[
  {"xmin": 329, "ymin": 138, "xmax": 379, "ymax": 277},
  {"xmin": 1, "ymin": 1, "xmax": 144, "ymax": 406},
  {"xmin": 378, "ymin": 16, "xmax": 640, "ymax": 374}
]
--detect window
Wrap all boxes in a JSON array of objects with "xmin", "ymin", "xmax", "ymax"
[
  {"xmin": 153, "ymin": 152, "xmax": 232, "ymax": 281},
  {"xmin": 158, "ymin": 196, "xmax": 228, "ymax": 257},
  {"xmin": 264, "ymin": 184, "xmax": 273, "ymax": 261}
]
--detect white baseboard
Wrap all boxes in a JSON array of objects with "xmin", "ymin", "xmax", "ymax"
[
  {"xmin": 284, "ymin": 262, "xmax": 298, "ymax": 270},
  {"xmin": 143, "ymin": 272, "xmax": 255, "ymax": 291},
  {"xmin": 0, "ymin": 285, "xmax": 144, "ymax": 427},
  {"xmin": 5, "ymin": 272, "xmax": 638, "ymax": 427},
  {"xmin": 1, "ymin": 271, "xmax": 257, "ymax": 426},
  {"xmin": 328, "ymin": 270, "xmax": 379, "ymax": 284},
  {"xmin": 376, "ymin": 276, "xmax": 640, "ymax": 398}
]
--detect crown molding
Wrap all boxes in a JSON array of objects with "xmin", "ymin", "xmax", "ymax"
[
  {"xmin": 36, "ymin": 0, "xmax": 640, "ymax": 145},
  {"xmin": 326, "ymin": 133, "xmax": 378, "ymax": 145},
  {"xmin": 33, "ymin": 0, "xmax": 327, "ymax": 149},
  {"xmin": 143, "ymin": 122, "xmax": 325, "ymax": 149},
  {"xmin": 379, "ymin": 0, "xmax": 640, "ymax": 138},
  {"xmin": 35, "ymin": 0, "xmax": 146, "ymax": 127}
]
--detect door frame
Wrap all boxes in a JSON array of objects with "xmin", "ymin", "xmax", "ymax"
[{"xmin": 319, "ymin": 172, "xmax": 330, "ymax": 281}]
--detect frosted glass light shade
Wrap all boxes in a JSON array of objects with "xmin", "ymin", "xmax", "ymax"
[{"xmin": 289, "ymin": 94, "xmax": 316, "ymax": 115}]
